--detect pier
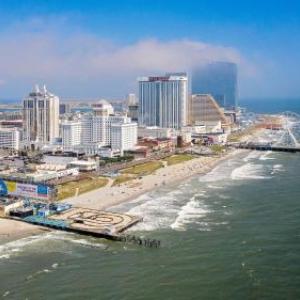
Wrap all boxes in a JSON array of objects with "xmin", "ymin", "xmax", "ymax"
[
  {"xmin": 230, "ymin": 143, "xmax": 300, "ymax": 153},
  {"xmin": 9, "ymin": 207, "xmax": 161, "ymax": 248},
  {"xmin": 17, "ymin": 207, "xmax": 141, "ymax": 239}
]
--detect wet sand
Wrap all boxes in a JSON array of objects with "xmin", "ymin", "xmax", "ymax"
[{"xmin": 0, "ymin": 218, "xmax": 48, "ymax": 243}]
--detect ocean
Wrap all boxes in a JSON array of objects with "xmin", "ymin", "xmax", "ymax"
[{"xmin": 0, "ymin": 99, "xmax": 300, "ymax": 299}]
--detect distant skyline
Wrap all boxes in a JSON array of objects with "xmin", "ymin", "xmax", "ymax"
[{"xmin": 0, "ymin": 0, "xmax": 300, "ymax": 99}]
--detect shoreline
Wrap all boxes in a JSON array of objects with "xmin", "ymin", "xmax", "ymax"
[
  {"xmin": 65, "ymin": 149, "xmax": 241, "ymax": 211},
  {"xmin": 0, "ymin": 218, "xmax": 49, "ymax": 244},
  {"xmin": 0, "ymin": 149, "xmax": 240, "ymax": 244}
]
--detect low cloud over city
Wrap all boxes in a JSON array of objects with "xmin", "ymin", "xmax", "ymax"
[{"xmin": 0, "ymin": 18, "xmax": 254, "ymax": 99}]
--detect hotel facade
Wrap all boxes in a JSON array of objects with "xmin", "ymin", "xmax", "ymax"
[
  {"xmin": 23, "ymin": 85, "xmax": 59, "ymax": 148},
  {"xmin": 138, "ymin": 74, "xmax": 188, "ymax": 129}
]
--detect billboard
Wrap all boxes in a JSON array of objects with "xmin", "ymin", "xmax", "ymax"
[{"xmin": 0, "ymin": 179, "xmax": 53, "ymax": 200}]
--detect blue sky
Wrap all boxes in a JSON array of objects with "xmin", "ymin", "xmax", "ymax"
[{"xmin": 0, "ymin": 0, "xmax": 300, "ymax": 99}]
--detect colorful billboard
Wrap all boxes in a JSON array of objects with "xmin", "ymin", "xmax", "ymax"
[{"xmin": 0, "ymin": 179, "xmax": 53, "ymax": 200}]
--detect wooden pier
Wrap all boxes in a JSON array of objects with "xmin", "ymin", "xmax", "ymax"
[
  {"xmin": 49, "ymin": 207, "xmax": 141, "ymax": 239},
  {"xmin": 9, "ymin": 207, "xmax": 161, "ymax": 247}
]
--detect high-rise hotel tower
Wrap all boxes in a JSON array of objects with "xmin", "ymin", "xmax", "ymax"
[
  {"xmin": 23, "ymin": 85, "xmax": 59, "ymax": 147},
  {"xmin": 138, "ymin": 73, "xmax": 188, "ymax": 129},
  {"xmin": 192, "ymin": 62, "xmax": 238, "ymax": 110}
]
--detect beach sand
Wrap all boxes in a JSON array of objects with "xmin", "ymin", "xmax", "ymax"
[
  {"xmin": 0, "ymin": 218, "xmax": 48, "ymax": 243},
  {"xmin": 66, "ymin": 150, "xmax": 239, "ymax": 211},
  {"xmin": 0, "ymin": 152, "xmax": 236, "ymax": 243}
]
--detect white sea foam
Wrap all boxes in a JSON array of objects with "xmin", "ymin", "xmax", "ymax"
[
  {"xmin": 272, "ymin": 164, "xmax": 285, "ymax": 173},
  {"xmin": 0, "ymin": 233, "xmax": 50, "ymax": 259},
  {"xmin": 52, "ymin": 263, "xmax": 59, "ymax": 269},
  {"xmin": 259, "ymin": 151, "xmax": 275, "ymax": 161},
  {"xmin": 207, "ymin": 184, "xmax": 224, "ymax": 189},
  {"xmin": 243, "ymin": 151, "xmax": 261, "ymax": 162},
  {"xmin": 218, "ymin": 194, "xmax": 230, "ymax": 199},
  {"xmin": 126, "ymin": 193, "xmax": 180, "ymax": 231},
  {"xmin": 231, "ymin": 163, "xmax": 272, "ymax": 180},
  {"xmin": 170, "ymin": 196, "xmax": 212, "ymax": 231},
  {"xmin": 199, "ymin": 156, "xmax": 242, "ymax": 184},
  {"xmin": 0, "ymin": 231, "xmax": 107, "ymax": 260},
  {"xmin": 2, "ymin": 291, "xmax": 10, "ymax": 298},
  {"xmin": 65, "ymin": 238, "xmax": 107, "ymax": 249},
  {"xmin": 199, "ymin": 165, "xmax": 230, "ymax": 183},
  {"xmin": 124, "ymin": 186, "xmax": 211, "ymax": 232}
]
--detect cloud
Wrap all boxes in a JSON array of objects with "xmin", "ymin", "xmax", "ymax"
[{"xmin": 0, "ymin": 18, "xmax": 253, "ymax": 98}]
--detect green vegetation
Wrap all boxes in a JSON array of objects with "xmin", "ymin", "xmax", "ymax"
[
  {"xmin": 121, "ymin": 161, "xmax": 163, "ymax": 176},
  {"xmin": 112, "ymin": 174, "xmax": 136, "ymax": 186},
  {"xmin": 101, "ymin": 155, "xmax": 134, "ymax": 165},
  {"xmin": 163, "ymin": 154, "xmax": 194, "ymax": 166},
  {"xmin": 210, "ymin": 144, "xmax": 226, "ymax": 154},
  {"xmin": 57, "ymin": 176, "xmax": 108, "ymax": 200},
  {"xmin": 227, "ymin": 136, "xmax": 240, "ymax": 142}
]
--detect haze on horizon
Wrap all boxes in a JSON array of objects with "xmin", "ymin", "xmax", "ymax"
[{"xmin": 0, "ymin": 0, "xmax": 300, "ymax": 100}]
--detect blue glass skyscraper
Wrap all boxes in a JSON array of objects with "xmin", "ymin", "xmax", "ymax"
[{"xmin": 192, "ymin": 62, "xmax": 238, "ymax": 110}]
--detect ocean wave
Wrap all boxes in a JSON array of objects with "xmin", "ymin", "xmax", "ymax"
[
  {"xmin": 243, "ymin": 151, "xmax": 261, "ymax": 162},
  {"xmin": 231, "ymin": 163, "xmax": 272, "ymax": 180},
  {"xmin": 26, "ymin": 267, "xmax": 55, "ymax": 282},
  {"xmin": 207, "ymin": 184, "xmax": 224, "ymax": 189},
  {"xmin": 199, "ymin": 165, "xmax": 231, "ymax": 183},
  {"xmin": 64, "ymin": 238, "xmax": 107, "ymax": 249},
  {"xmin": 259, "ymin": 151, "xmax": 275, "ymax": 161},
  {"xmin": 124, "ymin": 185, "xmax": 211, "ymax": 232},
  {"xmin": 0, "ymin": 231, "xmax": 107, "ymax": 260},
  {"xmin": 0, "ymin": 233, "xmax": 50, "ymax": 260},
  {"xmin": 218, "ymin": 194, "xmax": 230, "ymax": 199},
  {"xmin": 170, "ymin": 196, "xmax": 212, "ymax": 231},
  {"xmin": 272, "ymin": 164, "xmax": 285, "ymax": 173},
  {"xmin": 198, "ymin": 156, "xmax": 243, "ymax": 183},
  {"xmin": 126, "ymin": 193, "xmax": 180, "ymax": 232}
]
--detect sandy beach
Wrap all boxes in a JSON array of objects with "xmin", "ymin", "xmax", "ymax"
[
  {"xmin": 0, "ymin": 218, "xmax": 48, "ymax": 243},
  {"xmin": 0, "ymin": 151, "xmax": 237, "ymax": 243},
  {"xmin": 66, "ymin": 150, "xmax": 239, "ymax": 210}
]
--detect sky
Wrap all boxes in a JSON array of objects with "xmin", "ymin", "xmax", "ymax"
[{"xmin": 0, "ymin": 0, "xmax": 300, "ymax": 100}]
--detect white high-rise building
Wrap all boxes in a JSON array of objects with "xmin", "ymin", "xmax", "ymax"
[
  {"xmin": 60, "ymin": 121, "xmax": 82, "ymax": 150},
  {"xmin": 61, "ymin": 101, "xmax": 137, "ymax": 155},
  {"xmin": 138, "ymin": 73, "xmax": 188, "ymax": 129},
  {"xmin": 0, "ymin": 128, "xmax": 21, "ymax": 150},
  {"xmin": 126, "ymin": 93, "xmax": 138, "ymax": 106},
  {"xmin": 111, "ymin": 122, "xmax": 138, "ymax": 155},
  {"xmin": 23, "ymin": 85, "xmax": 59, "ymax": 148}
]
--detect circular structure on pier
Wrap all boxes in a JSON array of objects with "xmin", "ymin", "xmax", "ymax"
[{"xmin": 49, "ymin": 207, "xmax": 140, "ymax": 233}]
